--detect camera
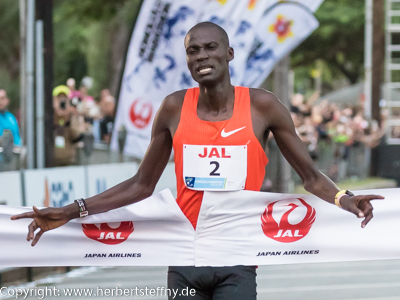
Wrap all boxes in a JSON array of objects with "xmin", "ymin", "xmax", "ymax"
[
  {"xmin": 71, "ymin": 96, "xmax": 80, "ymax": 107},
  {"xmin": 60, "ymin": 101, "xmax": 67, "ymax": 110}
]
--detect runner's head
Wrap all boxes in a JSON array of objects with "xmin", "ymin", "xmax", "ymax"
[
  {"xmin": 184, "ymin": 22, "xmax": 234, "ymax": 86},
  {"xmin": 0, "ymin": 89, "xmax": 9, "ymax": 112}
]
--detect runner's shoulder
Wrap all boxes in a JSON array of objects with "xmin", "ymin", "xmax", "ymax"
[
  {"xmin": 161, "ymin": 90, "xmax": 187, "ymax": 110},
  {"xmin": 249, "ymin": 87, "xmax": 281, "ymax": 113},
  {"xmin": 159, "ymin": 89, "xmax": 187, "ymax": 115}
]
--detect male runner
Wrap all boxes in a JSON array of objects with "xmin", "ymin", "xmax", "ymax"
[{"xmin": 12, "ymin": 22, "xmax": 383, "ymax": 299}]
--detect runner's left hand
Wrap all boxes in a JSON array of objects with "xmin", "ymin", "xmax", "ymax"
[{"xmin": 339, "ymin": 195, "xmax": 385, "ymax": 228}]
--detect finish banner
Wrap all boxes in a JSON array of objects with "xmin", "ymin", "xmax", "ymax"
[
  {"xmin": 0, "ymin": 190, "xmax": 195, "ymax": 267},
  {"xmin": 1, "ymin": 188, "xmax": 398, "ymax": 267},
  {"xmin": 195, "ymin": 188, "xmax": 400, "ymax": 266}
]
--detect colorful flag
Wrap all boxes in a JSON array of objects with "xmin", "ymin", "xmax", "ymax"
[{"xmin": 240, "ymin": 2, "xmax": 319, "ymax": 87}]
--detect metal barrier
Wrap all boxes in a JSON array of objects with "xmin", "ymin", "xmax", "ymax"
[{"xmin": 264, "ymin": 139, "xmax": 373, "ymax": 192}]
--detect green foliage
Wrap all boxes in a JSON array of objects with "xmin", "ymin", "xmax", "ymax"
[
  {"xmin": 55, "ymin": 0, "xmax": 129, "ymax": 22},
  {"xmin": 53, "ymin": 4, "xmax": 89, "ymax": 86},
  {"xmin": 0, "ymin": 0, "xmax": 20, "ymax": 74},
  {"xmin": 0, "ymin": 0, "xmax": 367, "ymax": 109},
  {"xmin": 0, "ymin": 0, "xmax": 20, "ymax": 113},
  {"xmin": 53, "ymin": 0, "xmax": 141, "ymax": 97},
  {"xmin": 0, "ymin": 68, "xmax": 20, "ymax": 115},
  {"xmin": 292, "ymin": 0, "xmax": 366, "ymax": 92}
]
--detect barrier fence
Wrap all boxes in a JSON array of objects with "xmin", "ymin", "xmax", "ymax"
[{"xmin": 0, "ymin": 162, "xmax": 176, "ymax": 208}]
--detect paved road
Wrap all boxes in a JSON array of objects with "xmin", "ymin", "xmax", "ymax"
[{"xmin": 1, "ymin": 260, "xmax": 400, "ymax": 300}]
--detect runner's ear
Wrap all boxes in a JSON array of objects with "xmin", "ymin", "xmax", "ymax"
[{"xmin": 227, "ymin": 47, "xmax": 234, "ymax": 62}]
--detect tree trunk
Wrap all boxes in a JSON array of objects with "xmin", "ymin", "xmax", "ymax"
[
  {"xmin": 36, "ymin": 0, "xmax": 54, "ymax": 167},
  {"xmin": 372, "ymin": 0, "xmax": 384, "ymax": 125},
  {"xmin": 109, "ymin": 19, "xmax": 130, "ymax": 97},
  {"xmin": 370, "ymin": 0, "xmax": 384, "ymax": 177}
]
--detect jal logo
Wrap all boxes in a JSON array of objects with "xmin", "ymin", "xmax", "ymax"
[
  {"xmin": 129, "ymin": 98, "xmax": 153, "ymax": 129},
  {"xmin": 82, "ymin": 222, "xmax": 134, "ymax": 245},
  {"xmin": 261, "ymin": 198, "xmax": 316, "ymax": 243},
  {"xmin": 198, "ymin": 147, "xmax": 231, "ymax": 158}
]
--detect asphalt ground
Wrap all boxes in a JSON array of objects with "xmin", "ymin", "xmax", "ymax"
[{"xmin": 1, "ymin": 259, "xmax": 399, "ymax": 300}]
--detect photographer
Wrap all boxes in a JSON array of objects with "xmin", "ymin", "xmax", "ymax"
[{"xmin": 53, "ymin": 85, "xmax": 85, "ymax": 166}]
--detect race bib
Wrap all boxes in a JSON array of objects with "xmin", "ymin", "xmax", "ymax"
[{"xmin": 183, "ymin": 145, "xmax": 247, "ymax": 191}]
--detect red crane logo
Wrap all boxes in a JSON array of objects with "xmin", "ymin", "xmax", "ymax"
[
  {"xmin": 82, "ymin": 221, "xmax": 134, "ymax": 245},
  {"xmin": 261, "ymin": 199, "xmax": 316, "ymax": 243},
  {"xmin": 129, "ymin": 98, "xmax": 153, "ymax": 129}
]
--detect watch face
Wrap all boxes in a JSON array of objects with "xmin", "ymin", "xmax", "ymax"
[{"xmin": 346, "ymin": 190, "xmax": 354, "ymax": 197}]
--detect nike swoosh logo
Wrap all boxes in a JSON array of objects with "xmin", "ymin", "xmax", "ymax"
[{"xmin": 221, "ymin": 126, "xmax": 246, "ymax": 138}]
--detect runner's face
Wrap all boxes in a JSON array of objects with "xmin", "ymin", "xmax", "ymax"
[{"xmin": 185, "ymin": 27, "xmax": 233, "ymax": 85}]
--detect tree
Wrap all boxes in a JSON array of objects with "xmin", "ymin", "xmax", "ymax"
[
  {"xmin": 53, "ymin": 0, "xmax": 142, "ymax": 96},
  {"xmin": 291, "ymin": 0, "xmax": 365, "ymax": 87},
  {"xmin": 0, "ymin": 0, "xmax": 20, "ymax": 113}
]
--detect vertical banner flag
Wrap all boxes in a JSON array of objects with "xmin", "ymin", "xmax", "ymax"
[
  {"xmin": 240, "ymin": 2, "xmax": 319, "ymax": 87},
  {"xmin": 295, "ymin": 0, "xmax": 324, "ymax": 12},
  {"xmin": 111, "ymin": 0, "xmax": 206, "ymax": 158},
  {"xmin": 112, "ymin": 0, "xmax": 323, "ymax": 158}
]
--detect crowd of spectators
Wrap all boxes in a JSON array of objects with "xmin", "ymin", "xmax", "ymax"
[
  {"xmin": 0, "ymin": 80, "xmax": 386, "ymax": 175},
  {"xmin": 53, "ymin": 77, "xmax": 115, "ymax": 166},
  {"xmin": 289, "ymin": 92, "xmax": 383, "ymax": 182}
]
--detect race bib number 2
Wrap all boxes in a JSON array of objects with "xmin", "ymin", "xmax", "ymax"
[{"xmin": 183, "ymin": 144, "xmax": 247, "ymax": 191}]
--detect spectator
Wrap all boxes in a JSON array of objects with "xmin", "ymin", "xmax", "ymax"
[
  {"xmin": 290, "ymin": 93, "xmax": 304, "ymax": 114},
  {"xmin": 99, "ymin": 95, "xmax": 115, "ymax": 143},
  {"xmin": 0, "ymin": 89, "xmax": 21, "ymax": 146},
  {"xmin": 96, "ymin": 89, "xmax": 112, "ymax": 141},
  {"xmin": 66, "ymin": 78, "xmax": 81, "ymax": 102},
  {"xmin": 100, "ymin": 89, "xmax": 111, "ymax": 102},
  {"xmin": 77, "ymin": 81, "xmax": 99, "ymax": 123},
  {"xmin": 289, "ymin": 93, "xmax": 385, "ymax": 182},
  {"xmin": 53, "ymin": 85, "xmax": 85, "ymax": 166}
]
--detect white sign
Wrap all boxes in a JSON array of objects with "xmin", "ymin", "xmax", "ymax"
[
  {"xmin": 154, "ymin": 162, "xmax": 177, "ymax": 197},
  {"xmin": 0, "ymin": 171, "xmax": 22, "ymax": 206},
  {"xmin": 86, "ymin": 163, "xmax": 138, "ymax": 198},
  {"xmin": 24, "ymin": 166, "xmax": 86, "ymax": 208},
  {"xmin": 183, "ymin": 145, "xmax": 247, "ymax": 191}
]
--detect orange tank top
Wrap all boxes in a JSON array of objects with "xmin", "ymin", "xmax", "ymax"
[{"xmin": 173, "ymin": 86, "xmax": 268, "ymax": 229}]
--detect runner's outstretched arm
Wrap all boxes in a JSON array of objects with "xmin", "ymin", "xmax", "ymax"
[
  {"xmin": 11, "ymin": 92, "xmax": 183, "ymax": 246},
  {"xmin": 253, "ymin": 90, "xmax": 384, "ymax": 228}
]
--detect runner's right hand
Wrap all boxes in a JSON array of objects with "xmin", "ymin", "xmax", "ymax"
[{"xmin": 11, "ymin": 206, "xmax": 70, "ymax": 246}]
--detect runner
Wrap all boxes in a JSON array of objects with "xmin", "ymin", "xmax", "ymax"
[{"xmin": 12, "ymin": 22, "xmax": 383, "ymax": 299}]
